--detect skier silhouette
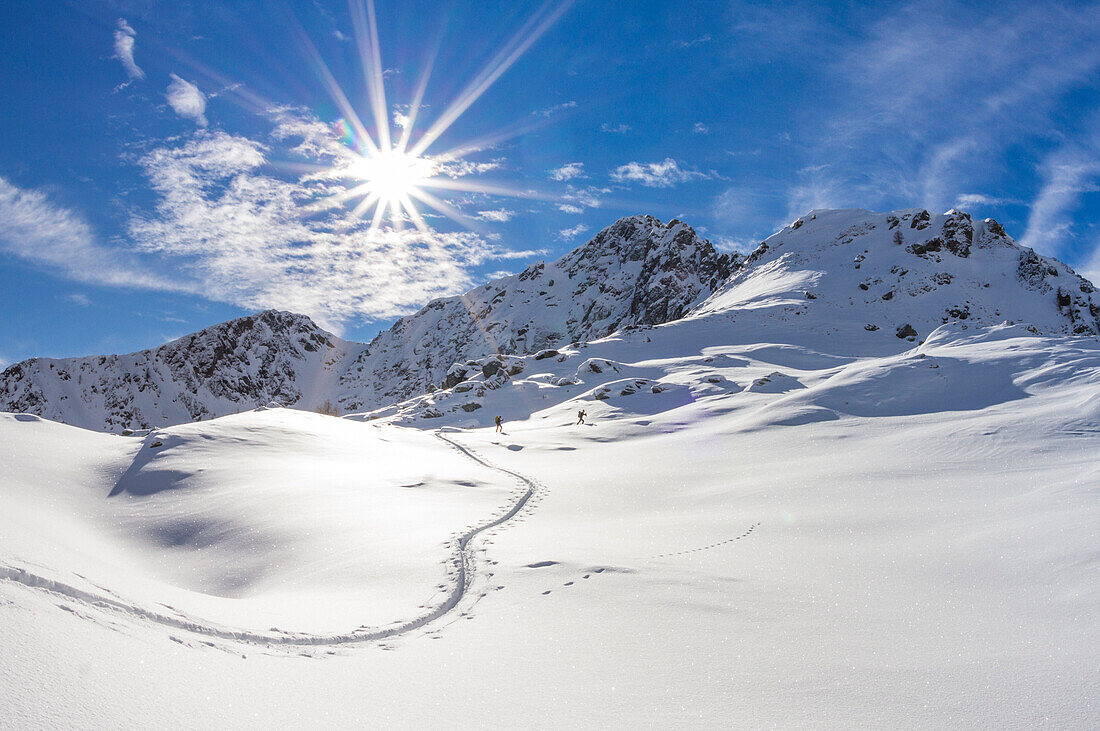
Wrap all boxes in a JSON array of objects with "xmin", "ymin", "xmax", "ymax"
[
  {"xmin": 576, "ymin": 409, "xmax": 586, "ymax": 425},
  {"xmin": 494, "ymin": 415, "xmax": 503, "ymax": 432}
]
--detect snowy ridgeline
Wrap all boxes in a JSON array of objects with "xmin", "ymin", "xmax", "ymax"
[{"xmin": 2, "ymin": 207, "xmax": 1099, "ymax": 431}]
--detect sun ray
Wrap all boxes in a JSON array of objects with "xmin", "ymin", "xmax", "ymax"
[
  {"xmin": 409, "ymin": 0, "xmax": 574, "ymax": 158},
  {"xmin": 407, "ymin": 187, "xmax": 482, "ymax": 231},
  {"xmin": 351, "ymin": 190, "xmax": 383, "ymax": 219},
  {"xmin": 400, "ymin": 194, "xmax": 433, "ymax": 236},
  {"xmin": 369, "ymin": 193, "xmax": 389, "ymax": 233},
  {"xmin": 291, "ymin": 22, "xmax": 379, "ymax": 156},
  {"xmin": 323, "ymin": 0, "xmax": 576, "ymax": 236},
  {"xmin": 396, "ymin": 44, "xmax": 440, "ymax": 154},
  {"xmin": 432, "ymin": 116, "xmax": 555, "ymax": 162},
  {"xmin": 417, "ymin": 177, "xmax": 541, "ymax": 199},
  {"xmin": 349, "ymin": 0, "xmax": 392, "ymax": 152}
]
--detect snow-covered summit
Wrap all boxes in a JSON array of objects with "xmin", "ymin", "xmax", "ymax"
[
  {"xmin": 0, "ymin": 309, "xmax": 361, "ymax": 431},
  {"xmin": 3, "ymin": 208, "xmax": 1098, "ymax": 431},
  {"xmin": 693, "ymin": 207, "xmax": 1100, "ymax": 346},
  {"xmin": 336, "ymin": 214, "xmax": 735, "ymax": 409}
]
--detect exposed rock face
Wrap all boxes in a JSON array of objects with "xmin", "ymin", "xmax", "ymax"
[
  {"xmin": 694, "ymin": 207, "xmax": 1100, "ymax": 342},
  {"xmin": 0, "ymin": 311, "xmax": 358, "ymax": 431},
  {"xmin": 4, "ymin": 209, "xmax": 1099, "ymax": 431},
  {"xmin": 336, "ymin": 215, "xmax": 737, "ymax": 410}
]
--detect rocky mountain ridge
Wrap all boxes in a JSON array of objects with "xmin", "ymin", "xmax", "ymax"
[
  {"xmin": 2, "ymin": 208, "xmax": 1097, "ymax": 431},
  {"xmin": 1, "ymin": 215, "xmax": 733, "ymax": 429}
]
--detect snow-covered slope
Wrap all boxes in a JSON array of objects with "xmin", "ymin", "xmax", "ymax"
[
  {"xmin": 3, "ymin": 210, "xmax": 1100, "ymax": 725},
  {"xmin": 3, "ymin": 208, "xmax": 1097, "ymax": 432},
  {"xmin": 2, "ymin": 315, "xmax": 1098, "ymax": 726}
]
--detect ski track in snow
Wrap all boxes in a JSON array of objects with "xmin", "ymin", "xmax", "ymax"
[{"xmin": 0, "ymin": 429, "xmax": 542, "ymax": 648}]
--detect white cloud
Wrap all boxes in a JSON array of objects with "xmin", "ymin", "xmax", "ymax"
[
  {"xmin": 2, "ymin": 105, "xmax": 536, "ymax": 331},
  {"xmin": 600, "ymin": 122, "xmax": 632, "ymax": 134},
  {"xmin": 434, "ymin": 158, "xmax": 503, "ymax": 178},
  {"xmin": 558, "ymin": 224, "xmax": 589, "ymax": 241},
  {"xmin": 532, "ymin": 100, "xmax": 577, "ymax": 118},
  {"xmin": 126, "ymin": 114, "xmax": 531, "ymax": 329},
  {"xmin": 611, "ymin": 158, "xmax": 711, "ymax": 188},
  {"xmin": 692, "ymin": 122, "xmax": 709, "ymax": 134},
  {"xmin": 113, "ymin": 19, "xmax": 145, "ymax": 82},
  {"xmin": 559, "ymin": 184, "xmax": 607, "ymax": 212},
  {"xmin": 1020, "ymin": 146, "xmax": 1100, "ymax": 255},
  {"xmin": 475, "ymin": 209, "xmax": 515, "ymax": 222},
  {"xmin": 167, "ymin": 74, "xmax": 208, "ymax": 127},
  {"xmin": 65, "ymin": 293, "xmax": 91, "ymax": 306},
  {"xmin": 952, "ymin": 193, "xmax": 1013, "ymax": 209},
  {"xmin": 710, "ymin": 235, "xmax": 758, "ymax": 254},
  {"xmin": 0, "ymin": 176, "xmax": 180, "ymax": 292},
  {"xmin": 816, "ymin": 1, "xmax": 1100, "ymax": 215},
  {"xmin": 549, "ymin": 162, "xmax": 585, "ymax": 181}
]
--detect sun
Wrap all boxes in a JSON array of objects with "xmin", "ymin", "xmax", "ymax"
[
  {"xmin": 346, "ymin": 147, "xmax": 437, "ymax": 221},
  {"xmin": 301, "ymin": 0, "xmax": 574, "ymax": 235}
]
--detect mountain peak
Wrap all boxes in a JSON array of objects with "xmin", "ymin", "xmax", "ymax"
[
  {"xmin": 6, "ymin": 208, "xmax": 1099, "ymax": 431},
  {"xmin": 696, "ymin": 206, "xmax": 1100, "ymax": 342}
]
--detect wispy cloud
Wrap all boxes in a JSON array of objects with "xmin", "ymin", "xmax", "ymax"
[
  {"xmin": 549, "ymin": 162, "xmax": 585, "ymax": 181},
  {"xmin": 1020, "ymin": 144, "xmax": 1100, "ymax": 255},
  {"xmin": 747, "ymin": 0, "xmax": 1100, "ymax": 261},
  {"xmin": 692, "ymin": 122, "xmax": 709, "ymax": 134},
  {"xmin": 558, "ymin": 184, "xmax": 607, "ymax": 212},
  {"xmin": 611, "ymin": 158, "xmax": 711, "ymax": 188},
  {"xmin": 709, "ymin": 234, "xmax": 758, "ymax": 254},
  {"xmin": 558, "ymin": 223, "xmax": 589, "ymax": 241},
  {"xmin": 832, "ymin": 3, "xmax": 1100, "ymax": 210},
  {"xmin": 673, "ymin": 34, "xmax": 712, "ymax": 49},
  {"xmin": 0, "ymin": 176, "xmax": 181, "ymax": 292},
  {"xmin": 952, "ymin": 193, "xmax": 1015, "ymax": 210},
  {"xmin": 599, "ymin": 122, "xmax": 631, "ymax": 134},
  {"xmin": 475, "ymin": 209, "xmax": 515, "ymax": 222},
  {"xmin": 532, "ymin": 100, "xmax": 576, "ymax": 118},
  {"xmin": 124, "ymin": 112, "xmax": 532, "ymax": 329},
  {"xmin": 113, "ymin": 18, "xmax": 144, "ymax": 82},
  {"xmin": 65, "ymin": 293, "xmax": 91, "ymax": 306},
  {"xmin": 435, "ymin": 158, "xmax": 503, "ymax": 178},
  {"xmin": 785, "ymin": 164, "xmax": 845, "ymax": 221},
  {"xmin": 167, "ymin": 74, "xmax": 208, "ymax": 127}
]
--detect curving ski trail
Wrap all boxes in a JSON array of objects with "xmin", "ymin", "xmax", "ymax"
[{"xmin": 0, "ymin": 429, "xmax": 541, "ymax": 648}]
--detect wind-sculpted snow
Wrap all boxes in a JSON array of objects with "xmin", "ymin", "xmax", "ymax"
[
  {"xmin": 0, "ymin": 426, "xmax": 541, "ymax": 647},
  {"xmin": 4, "ymin": 300, "xmax": 1100, "ymax": 725}
]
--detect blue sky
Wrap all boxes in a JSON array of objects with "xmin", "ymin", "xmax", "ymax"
[{"xmin": 2, "ymin": 0, "xmax": 1099, "ymax": 363}]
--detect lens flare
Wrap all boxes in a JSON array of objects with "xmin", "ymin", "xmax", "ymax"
[
  {"xmin": 312, "ymin": 0, "xmax": 574, "ymax": 234},
  {"xmin": 348, "ymin": 148, "xmax": 436, "ymax": 203}
]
